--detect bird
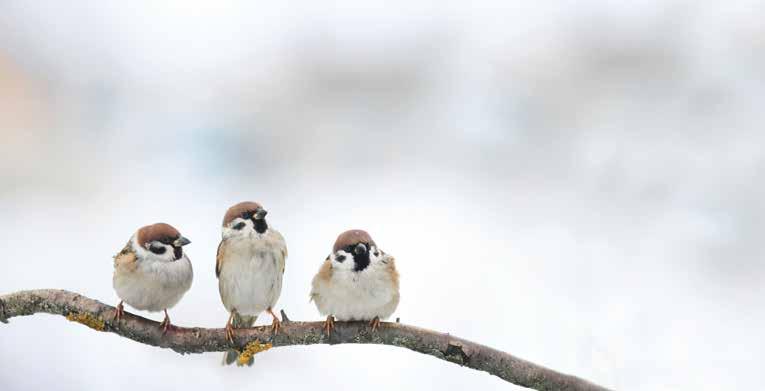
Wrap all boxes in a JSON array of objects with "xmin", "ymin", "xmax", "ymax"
[
  {"xmin": 216, "ymin": 201, "xmax": 287, "ymax": 366},
  {"xmin": 310, "ymin": 229, "xmax": 399, "ymax": 336},
  {"xmin": 112, "ymin": 223, "xmax": 193, "ymax": 333}
]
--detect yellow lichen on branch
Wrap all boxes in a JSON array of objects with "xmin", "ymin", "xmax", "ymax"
[
  {"xmin": 237, "ymin": 339, "xmax": 272, "ymax": 365},
  {"xmin": 66, "ymin": 312, "xmax": 105, "ymax": 331}
]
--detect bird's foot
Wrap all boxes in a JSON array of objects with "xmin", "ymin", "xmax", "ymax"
[
  {"xmin": 267, "ymin": 308, "xmax": 281, "ymax": 335},
  {"xmin": 323, "ymin": 315, "xmax": 335, "ymax": 336},
  {"xmin": 369, "ymin": 316, "xmax": 381, "ymax": 332},
  {"xmin": 225, "ymin": 322, "xmax": 235, "ymax": 344},
  {"xmin": 225, "ymin": 311, "xmax": 236, "ymax": 343},
  {"xmin": 159, "ymin": 310, "xmax": 173, "ymax": 334},
  {"xmin": 113, "ymin": 301, "xmax": 124, "ymax": 323}
]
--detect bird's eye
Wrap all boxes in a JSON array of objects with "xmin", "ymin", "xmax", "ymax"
[
  {"xmin": 344, "ymin": 245, "xmax": 354, "ymax": 253},
  {"xmin": 335, "ymin": 254, "xmax": 346, "ymax": 263},
  {"xmin": 149, "ymin": 243, "xmax": 166, "ymax": 255},
  {"xmin": 233, "ymin": 222, "xmax": 246, "ymax": 230}
]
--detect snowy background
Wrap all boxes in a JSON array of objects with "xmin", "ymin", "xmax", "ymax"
[{"xmin": 1, "ymin": 2, "xmax": 764, "ymax": 390}]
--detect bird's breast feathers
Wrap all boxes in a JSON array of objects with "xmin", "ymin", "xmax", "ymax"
[
  {"xmin": 312, "ymin": 255, "xmax": 398, "ymax": 301},
  {"xmin": 216, "ymin": 229, "xmax": 286, "ymax": 314},
  {"xmin": 217, "ymin": 228, "xmax": 287, "ymax": 277},
  {"xmin": 310, "ymin": 254, "xmax": 399, "ymax": 320},
  {"xmin": 112, "ymin": 238, "xmax": 193, "ymax": 311}
]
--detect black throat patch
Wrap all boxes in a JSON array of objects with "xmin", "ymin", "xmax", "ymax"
[
  {"xmin": 253, "ymin": 218, "xmax": 268, "ymax": 234},
  {"xmin": 352, "ymin": 252, "xmax": 370, "ymax": 272},
  {"xmin": 173, "ymin": 246, "xmax": 183, "ymax": 260}
]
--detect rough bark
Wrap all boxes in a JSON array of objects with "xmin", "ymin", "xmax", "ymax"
[{"xmin": 0, "ymin": 289, "xmax": 610, "ymax": 391}]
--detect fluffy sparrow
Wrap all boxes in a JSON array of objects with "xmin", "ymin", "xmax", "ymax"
[
  {"xmin": 310, "ymin": 229, "xmax": 399, "ymax": 336},
  {"xmin": 112, "ymin": 223, "xmax": 193, "ymax": 332},
  {"xmin": 216, "ymin": 201, "xmax": 287, "ymax": 365}
]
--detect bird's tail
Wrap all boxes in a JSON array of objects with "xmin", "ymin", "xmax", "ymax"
[{"xmin": 222, "ymin": 313, "xmax": 258, "ymax": 367}]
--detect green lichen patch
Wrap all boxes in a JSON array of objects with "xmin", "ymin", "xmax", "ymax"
[{"xmin": 66, "ymin": 312, "xmax": 105, "ymax": 331}]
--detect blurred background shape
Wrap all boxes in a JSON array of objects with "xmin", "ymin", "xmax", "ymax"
[{"xmin": 1, "ymin": 2, "xmax": 764, "ymax": 390}]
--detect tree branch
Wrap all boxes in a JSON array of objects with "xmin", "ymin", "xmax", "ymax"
[{"xmin": 0, "ymin": 289, "xmax": 609, "ymax": 391}]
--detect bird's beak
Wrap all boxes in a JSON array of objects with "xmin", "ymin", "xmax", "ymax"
[
  {"xmin": 253, "ymin": 208, "xmax": 268, "ymax": 220},
  {"xmin": 173, "ymin": 236, "xmax": 191, "ymax": 247},
  {"xmin": 354, "ymin": 243, "xmax": 367, "ymax": 255}
]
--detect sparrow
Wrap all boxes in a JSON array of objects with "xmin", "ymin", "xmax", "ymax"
[
  {"xmin": 112, "ymin": 223, "xmax": 193, "ymax": 332},
  {"xmin": 310, "ymin": 229, "xmax": 399, "ymax": 336},
  {"xmin": 216, "ymin": 201, "xmax": 287, "ymax": 365}
]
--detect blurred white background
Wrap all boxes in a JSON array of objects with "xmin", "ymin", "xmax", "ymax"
[{"xmin": 1, "ymin": 1, "xmax": 764, "ymax": 390}]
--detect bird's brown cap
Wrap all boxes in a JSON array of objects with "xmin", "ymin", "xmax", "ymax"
[
  {"xmin": 136, "ymin": 223, "xmax": 182, "ymax": 247},
  {"xmin": 222, "ymin": 201, "xmax": 264, "ymax": 226},
  {"xmin": 333, "ymin": 229, "xmax": 376, "ymax": 252}
]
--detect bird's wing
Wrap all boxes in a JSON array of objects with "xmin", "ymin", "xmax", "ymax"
[
  {"xmin": 272, "ymin": 229, "xmax": 288, "ymax": 259},
  {"xmin": 309, "ymin": 256, "xmax": 332, "ymax": 302},
  {"xmin": 270, "ymin": 229, "xmax": 288, "ymax": 273},
  {"xmin": 215, "ymin": 239, "xmax": 226, "ymax": 278},
  {"xmin": 113, "ymin": 241, "xmax": 137, "ymax": 272},
  {"xmin": 383, "ymin": 255, "xmax": 400, "ymax": 291}
]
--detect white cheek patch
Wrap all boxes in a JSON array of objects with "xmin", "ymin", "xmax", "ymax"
[
  {"xmin": 222, "ymin": 218, "xmax": 253, "ymax": 239},
  {"xmin": 370, "ymin": 245, "xmax": 380, "ymax": 259},
  {"xmin": 132, "ymin": 236, "xmax": 176, "ymax": 263},
  {"xmin": 332, "ymin": 250, "xmax": 355, "ymax": 270},
  {"xmin": 368, "ymin": 245, "xmax": 386, "ymax": 264},
  {"xmin": 152, "ymin": 244, "xmax": 176, "ymax": 262}
]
